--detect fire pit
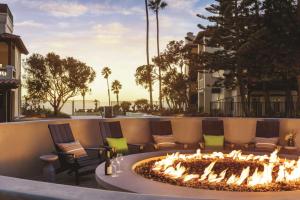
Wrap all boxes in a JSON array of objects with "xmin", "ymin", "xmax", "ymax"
[{"xmin": 134, "ymin": 149, "xmax": 300, "ymax": 192}]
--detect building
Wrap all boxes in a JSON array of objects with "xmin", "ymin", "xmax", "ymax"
[
  {"xmin": 0, "ymin": 4, "xmax": 28, "ymax": 122},
  {"xmin": 184, "ymin": 32, "xmax": 224, "ymax": 113},
  {"xmin": 186, "ymin": 31, "xmax": 297, "ymax": 117}
]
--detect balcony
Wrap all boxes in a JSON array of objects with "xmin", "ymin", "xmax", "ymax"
[
  {"xmin": 0, "ymin": 65, "xmax": 19, "ymax": 89},
  {"xmin": 0, "ymin": 65, "xmax": 16, "ymax": 79}
]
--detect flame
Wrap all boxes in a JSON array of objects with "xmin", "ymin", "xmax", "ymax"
[{"xmin": 151, "ymin": 149, "xmax": 300, "ymax": 188}]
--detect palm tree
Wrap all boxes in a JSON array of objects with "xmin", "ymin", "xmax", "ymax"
[
  {"xmin": 145, "ymin": 0, "xmax": 153, "ymax": 109},
  {"xmin": 111, "ymin": 80, "xmax": 122, "ymax": 105},
  {"xmin": 80, "ymin": 88, "xmax": 90, "ymax": 110},
  {"xmin": 101, "ymin": 67, "xmax": 112, "ymax": 106},
  {"xmin": 148, "ymin": 0, "xmax": 167, "ymax": 110}
]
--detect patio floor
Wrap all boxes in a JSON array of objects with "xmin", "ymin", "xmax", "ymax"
[{"xmin": 36, "ymin": 171, "xmax": 104, "ymax": 189}]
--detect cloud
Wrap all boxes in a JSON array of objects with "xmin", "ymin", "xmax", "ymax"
[
  {"xmin": 92, "ymin": 22, "xmax": 130, "ymax": 44},
  {"xmin": 38, "ymin": 1, "xmax": 88, "ymax": 17},
  {"xmin": 89, "ymin": 4, "xmax": 144, "ymax": 16},
  {"xmin": 15, "ymin": 20, "xmax": 45, "ymax": 28},
  {"xmin": 167, "ymin": 0, "xmax": 197, "ymax": 10}
]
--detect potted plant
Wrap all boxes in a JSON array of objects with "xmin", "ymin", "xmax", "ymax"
[{"xmin": 285, "ymin": 130, "xmax": 297, "ymax": 147}]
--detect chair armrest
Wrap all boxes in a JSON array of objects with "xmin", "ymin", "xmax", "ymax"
[
  {"xmin": 128, "ymin": 143, "xmax": 145, "ymax": 151},
  {"xmin": 199, "ymin": 142, "xmax": 205, "ymax": 149},
  {"xmin": 85, "ymin": 146, "xmax": 111, "ymax": 151},
  {"xmin": 56, "ymin": 151, "xmax": 75, "ymax": 158},
  {"xmin": 54, "ymin": 151, "xmax": 78, "ymax": 163}
]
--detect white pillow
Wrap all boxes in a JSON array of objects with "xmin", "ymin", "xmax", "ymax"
[
  {"xmin": 255, "ymin": 137, "xmax": 278, "ymax": 151},
  {"xmin": 255, "ymin": 137, "xmax": 279, "ymax": 144}
]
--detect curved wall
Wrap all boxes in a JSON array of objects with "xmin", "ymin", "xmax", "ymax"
[{"xmin": 0, "ymin": 117, "xmax": 300, "ymax": 178}]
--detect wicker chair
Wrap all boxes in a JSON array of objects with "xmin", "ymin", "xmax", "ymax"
[{"xmin": 48, "ymin": 123, "xmax": 108, "ymax": 185}]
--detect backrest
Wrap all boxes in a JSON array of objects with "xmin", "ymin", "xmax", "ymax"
[
  {"xmin": 48, "ymin": 123, "xmax": 75, "ymax": 153},
  {"xmin": 202, "ymin": 119, "xmax": 224, "ymax": 136},
  {"xmin": 150, "ymin": 120, "xmax": 173, "ymax": 136},
  {"xmin": 99, "ymin": 121, "xmax": 123, "ymax": 139},
  {"xmin": 256, "ymin": 120, "xmax": 279, "ymax": 138}
]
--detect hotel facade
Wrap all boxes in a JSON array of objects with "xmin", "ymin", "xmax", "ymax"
[{"xmin": 0, "ymin": 4, "xmax": 28, "ymax": 122}]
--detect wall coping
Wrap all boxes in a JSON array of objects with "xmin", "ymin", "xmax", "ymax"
[
  {"xmin": 2, "ymin": 116, "xmax": 300, "ymax": 126},
  {"xmin": 0, "ymin": 175, "xmax": 199, "ymax": 200}
]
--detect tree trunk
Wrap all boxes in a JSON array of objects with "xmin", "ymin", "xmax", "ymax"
[
  {"xmin": 53, "ymin": 106, "xmax": 59, "ymax": 116},
  {"xmin": 297, "ymin": 75, "xmax": 300, "ymax": 114},
  {"xmin": 117, "ymin": 93, "xmax": 119, "ymax": 106},
  {"xmin": 156, "ymin": 10, "xmax": 162, "ymax": 111},
  {"xmin": 263, "ymin": 82, "xmax": 271, "ymax": 116},
  {"xmin": 237, "ymin": 76, "xmax": 249, "ymax": 117},
  {"xmin": 82, "ymin": 94, "xmax": 85, "ymax": 110},
  {"xmin": 106, "ymin": 78, "xmax": 111, "ymax": 106},
  {"xmin": 298, "ymin": 0, "xmax": 300, "ymax": 21},
  {"xmin": 145, "ymin": 0, "xmax": 153, "ymax": 110}
]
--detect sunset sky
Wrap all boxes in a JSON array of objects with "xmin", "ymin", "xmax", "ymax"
[{"xmin": 3, "ymin": 0, "xmax": 211, "ymax": 103}]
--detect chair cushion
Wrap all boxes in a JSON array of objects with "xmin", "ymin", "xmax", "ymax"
[
  {"xmin": 106, "ymin": 137, "xmax": 129, "ymax": 154},
  {"xmin": 255, "ymin": 143, "xmax": 277, "ymax": 151},
  {"xmin": 204, "ymin": 135, "xmax": 224, "ymax": 147},
  {"xmin": 57, "ymin": 141, "xmax": 88, "ymax": 158},
  {"xmin": 153, "ymin": 134, "xmax": 176, "ymax": 147},
  {"xmin": 255, "ymin": 137, "xmax": 278, "ymax": 151}
]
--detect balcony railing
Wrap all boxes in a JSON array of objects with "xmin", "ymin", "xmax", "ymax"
[
  {"xmin": 0, "ymin": 65, "xmax": 16, "ymax": 79},
  {"xmin": 210, "ymin": 101, "xmax": 300, "ymax": 118}
]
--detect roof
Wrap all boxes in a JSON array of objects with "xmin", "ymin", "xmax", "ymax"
[
  {"xmin": 0, "ymin": 33, "xmax": 29, "ymax": 55},
  {"xmin": 194, "ymin": 30, "xmax": 213, "ymax": 44},
  {"xmin": 0, "ymin": 79, "xmax": 20, "ymax": 89},
  {"xmin": 0, "ymin": 4, "xmax": 13, "ymax": 23}
]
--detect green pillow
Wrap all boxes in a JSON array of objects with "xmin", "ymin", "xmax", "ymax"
[
  {"xmin": 106, "ymin": 137, "xmax": 129, "ymax": 154},
  {"xmin": 203, "ymin": 135, "xmax": 224, "ymax": 147}
]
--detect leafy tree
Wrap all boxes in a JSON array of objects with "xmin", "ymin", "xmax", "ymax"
[
  {"xmin": 148, "ymin": 0, "xmax": 168, "ymax": 110},
  {"xmin": 134, "ymin": 99, "xmax": 150, "ymax": 112},
  {"xmin": 80, "ymin": 88, "xmax": 91, "ymax": 110},
  {"xmin": 120, "ymin": 101, "xmax": 132, "ymax": 113},
  {"xmin": 197, "ymin": 0, "xmax": 262, "ymax": 116},
  {"xmin": 111, "ymin": 80, "xmax": 122, "ymax": 105},
  {"xmin": 135, "ymin": 64, "xmax": 155, "ymax": 108},
  {"xmin": 25, "ymin": 53, "xmax": 95, "ymax": 115},
  {"xmin": 162, "ymin": 69, "xmax": 189, "ymax": 111},
  {"xmin": 101, "ymin": 67, "xmax": 112, "ymax": 106},
  {"xmin": 153, "ymin": 40, "xmax": 199, "ymax": 111}
]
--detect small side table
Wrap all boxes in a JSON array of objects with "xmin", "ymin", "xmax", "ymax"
[{"xmin": 40, "ymin": 154, "xmax": 58, "ymax": 182}]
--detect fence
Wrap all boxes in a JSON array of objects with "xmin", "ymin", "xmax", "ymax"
[
  {"xmin": 22, "ymin": 100, "xmax": 165, "ymax": 116},
  {"xmin": 210, "ymin": 101, "xmax": 300, "ymax": 117}
]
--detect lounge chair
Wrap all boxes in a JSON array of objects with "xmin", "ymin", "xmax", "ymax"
[
  {"xmin": 201, "ymin": 119, "xmax": 226, "ymax": 150},
  {"xmin": 254, "ymin": 119, "xmax": 280, "ymax": 152},
  {"xmin": 99, "ymin": 121, "xmax": 149, "ymax": 154},
  {"xmin": 48, "ymin": 123, "xmax": 108, "ymax": 185},
  {"xmin": 150, "ymin": 120, "xmax": 185, "ymax": 150}
]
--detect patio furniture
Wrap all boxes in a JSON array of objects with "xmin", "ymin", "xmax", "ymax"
[
  {"xmin": 48, "ymin": 123, "xmax": 108, "ymax": 185},
  {"xmin": 99, "ymin": 121, "xmax": 148, "ymax": 154},
  {"xmin": 254, "ymin": 119, "xmax": 280, "ymax": 152},
  {"xmin": 39, "ymin": 154, "xmax": 58, "ymax": 182},
  {"xmin": 150, "ymin": 120, "xmax": 185, "ymax": 150},
  {"xmin": 201, "ymin": 119, "xmax": 226, "ymax": 150}
]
